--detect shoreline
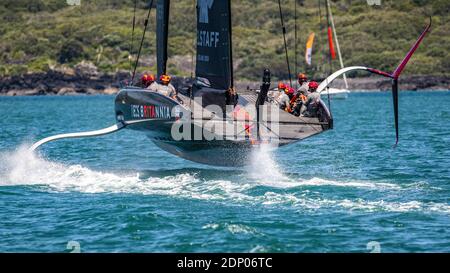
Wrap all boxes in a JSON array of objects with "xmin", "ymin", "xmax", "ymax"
[
  {"xmin": 235, "ymin": 76, "xmax": 450, "ymax": 93},
  {"xmin": 1, "ymin": 70, "xmax": 449, "ymax": 96},
  {"xmin": 2, "ymin": 89, "xmax": 448, "ymax": 97}
]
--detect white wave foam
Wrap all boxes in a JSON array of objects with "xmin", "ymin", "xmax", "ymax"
[
  {"xmin": 202, "ymin": 223, "xmax": 261, "ymax": 235},
  {"xmin": 246, "ymin": 143, "xmax": 290, "ymax": 184},
  {"xmin": 292, "ymin": 177, "xmax": 401, "ymax": 190},
  {"xmin": 0, "ymin": 146, "xmax": 252, "ymax": 201},
  {"xmin": 244, "ymin": 143, "xmax": 401, "ymax": 190},
  {"xmin": 255, "ymin": 192, "xmax": 450, "ymax": 213},
  {"xmin": 1, "ymin": 145, "xmax": 448, "ymax": 214}
]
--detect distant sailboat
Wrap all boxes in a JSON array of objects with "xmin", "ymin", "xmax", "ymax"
[
  {"xmin": 305, "ymin": 0, "xmax": 349, "ymax": 99},
  {"xmin": 321, "ymin": 0, "xmax": 350, "ymax": 99}
]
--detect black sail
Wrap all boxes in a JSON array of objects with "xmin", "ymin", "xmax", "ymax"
[
  {"xmin": 156, "ymin": 0, "xmax": 170, "ymax": 78},
  {"xmin": 196, "ymin": 0, "xmax": 233, "ymax": 90}
]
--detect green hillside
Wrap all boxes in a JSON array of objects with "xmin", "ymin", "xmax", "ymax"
[{"xmin": 0, "ymin": 0, "xmax": 449, "ymax": 81}]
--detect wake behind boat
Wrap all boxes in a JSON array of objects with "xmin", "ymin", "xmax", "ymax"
[{"xmin": 30, "ymin": 0, "xmax": 431, "ymax": 167}]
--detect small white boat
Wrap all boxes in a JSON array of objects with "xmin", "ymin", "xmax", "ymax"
[
  {"xmin": 319, "ymin": 0, "xmax": 351, "ymax": 101},
  {"xmin": 321, "ymin": 87, "xmax": 350, "ymax": 99}
]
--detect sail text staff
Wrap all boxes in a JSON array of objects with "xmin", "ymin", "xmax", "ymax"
[{"xmin": 197, "ymin": 30, "xmax": 219, "ymax": 48}]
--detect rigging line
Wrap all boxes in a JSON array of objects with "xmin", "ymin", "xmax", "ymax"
[
  {"xmin": 317, "ymin": 0, "xmax": 325, "ymax": 76},
  {"xmin": 327, "ymin": 0, "xmax": 348, "ymax": 89},
  {"xmin": 294, "ymin": 0, "xmax": 298, "ymax": 89},
  {"xmin": 129, "ymin": 0, "xmax": 138, "ymax": 84},
  {"xmin": 262, "ymin": 122, "xmax": 321, "ymax": 141},
  {"xmin": 325, "ymin": 0, "xmax": 332, "ymax": 112},
  {"xmin": 295, "ymin": 115, "xmax": 322, "ymax": 133},
  {"xmin": 261, "ymin": 123, "xmax": 280, "ymax": 139},
  {"xmin": 228, "ymin": 0, "xmax": 234, "ymax": 88},
  {"xmin": 131, "ymin": 0, "xmax": 155, "ymax": 85},
  {"xmin": 191, "ymin": 0, "xmax": 196, "ymax": 78},
  {"xmin": 278, "ymin": 0, "xmax": 292, "ymax": 87},
  {"xmin": 262, "ymin": 115, "xmax": 321, "ymax": 137}
]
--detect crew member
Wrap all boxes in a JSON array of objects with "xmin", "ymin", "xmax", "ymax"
[
  {"xmin": 290, "ymin": 73, "xmax": 309, "ymax": 109},
  {"xmin": 297, "ymin": 73, "xmax": 309, "ymax": 94},
  {"xmin": 226, "ymin": 87, "xmax": 238, "ymax": 106},
  {"xmin": 267, "ymin": 82, "xmax": 286, "ymax": 103},
  {"xmin": 274, "ymin": 83, "xmax": 292, "ymax": 113},
  {"xmin": 140, "ymin": 73, "xmax": 155, "ymax": 88},
  {"xmin": 291, "ymin": 89, "xmax": 308, "ymax": 116},
  {"xmin": 300, "ymin": 81, "xmax": 320, "ymax": 117},
  {"xmin": 149, "ymin": 74, "xmax": 177, "ymax": 99},
  {"xmin": 287, "ymin": 86, "xmax": 295, "ymax": 100}
]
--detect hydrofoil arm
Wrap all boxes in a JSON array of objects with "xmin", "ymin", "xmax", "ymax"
[
  {"xmin": 30, "ymin": 123, "xmax": 126, "ymax": 151},
  {"xmin": 318, "ymin": 66, "xmax": 375, "ymax": 93},
  {"xmin": 317, "ymin": 17, "xmax": 431, "ymax": 146}
]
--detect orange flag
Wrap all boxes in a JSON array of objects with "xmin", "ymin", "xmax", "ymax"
[{"xmin": 327, "ymin": 27, "xmax": 336, "ymax": 60}]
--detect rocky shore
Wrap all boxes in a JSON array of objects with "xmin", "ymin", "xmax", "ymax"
[
  {"xmin": 0, "ymin": 62, "xmax": 128, "ymax": 96},
  {"xmin": 1, "ymin": 64, "xmax": 449, "ymax": 96},
  {"xmin": 235, "ymin": 76, "xmax": 450, "ymax": 93}
]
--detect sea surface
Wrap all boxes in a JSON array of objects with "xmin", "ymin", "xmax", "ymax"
[{"xmin": 0, "ymin": 91, "xmax": 449, "ymax": 253}]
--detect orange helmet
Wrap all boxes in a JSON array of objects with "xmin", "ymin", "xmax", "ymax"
[
  {"xmin": 298, "ymin": 73, "xmax": 307, "ymax": 81},
  {"xmin": 147, "ymin": 74, "xmax": 155, "ymax": 82},
  {"xmin": 278, "ymin": 82, "xmax": 286, "ymax": 90},
  {"xmin": 160, "ymin": 74, "xmax": 171, "ymax": 84},
  {"xmin": 141, "ymin": 74, "xmax": 155, "ymax": 85},
  {"xmin": 141, "ymin": 74, "xmax": 155, "ymax": 83}
]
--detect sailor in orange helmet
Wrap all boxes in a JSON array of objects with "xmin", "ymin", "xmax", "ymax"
[
  {"xmin": 141, "ymin": 73, "xmax": 155, "ymax": 88},
  {"xmin": 148, "ymin": 74, "xmax": 177, "ymax": 99},
  {"xmin": 267, "ymin": 82, "xmax": 284, "ymax": 103},
  {"xmin": 274, "ymin": 82, "xmax": 292, "ymax": 113},
  {"xmin": 278, "ymin": 82, "xmax": 286, "ymax": 91},
  {"xmin": 297, "ymin": 73, "xmax": 310, "ymax": 95}
]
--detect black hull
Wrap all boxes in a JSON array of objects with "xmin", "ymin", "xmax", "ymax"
[{"xmin": 115, "ymin": 88, "xmax": 332, "ymax": 167}]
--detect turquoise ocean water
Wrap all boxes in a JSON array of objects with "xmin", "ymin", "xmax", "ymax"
[{"xmin": 0, "ymin": 91, "xmax": 449, "ymax": 252}]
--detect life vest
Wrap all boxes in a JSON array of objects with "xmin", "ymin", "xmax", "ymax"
[{"xmin": 290, "ymin": 95, "xmax": 298, "ymax": 105}]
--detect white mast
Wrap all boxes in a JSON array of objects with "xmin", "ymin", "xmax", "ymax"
[{"xmin": 326, "ymin": 0, "xmax": 348, "ymax": 89}]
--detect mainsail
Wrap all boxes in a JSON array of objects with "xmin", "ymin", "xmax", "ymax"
[
  {"xmin": 156, "ymin": 0, "xmax": 170, "ymax": 78},
  {"xmin": 195, "ymin": 0, "xmax": 233, "ymax": 90}
]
